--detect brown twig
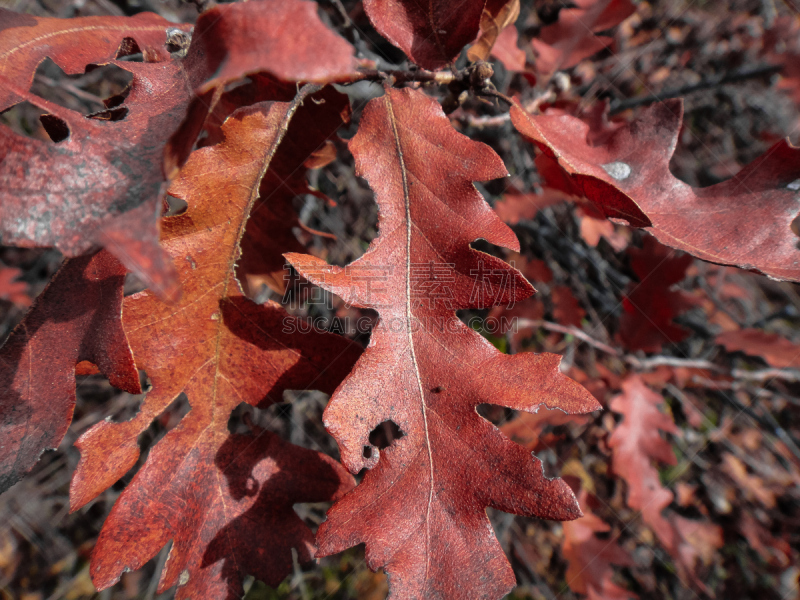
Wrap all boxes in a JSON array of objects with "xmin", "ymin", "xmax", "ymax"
[
  {"xmin": 34, "ymin": 74, "xmax": 105, "ymax": 108},
  {"xmin": 515, "ymin": 318, "xmax": 620, "ymax": 355},
  {"xmin": 516, "ymin": 318, "xmax": 800, "ymax": 385},
  {"xmin": 609, "ymin": 63, "xmax": 783, "ymax": 114}
]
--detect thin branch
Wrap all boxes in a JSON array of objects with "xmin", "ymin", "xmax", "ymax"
[
  {"xmin": 34, "ymin": 74, "xmax": 105, "ymax": 107},
  {"xmin": 515, "ymin": 318, "xmax": 620, "ymax": 355},
  {"xmin": 454, "ymin": 90, "xmax": 556, "ymax": 128},
  {"xmin": 516, "ymin": 318, "xmax": 800, "ymax": 386},
  {"xmin": 609, "ymin": 63, "xmax": 783, "ymax": 114}
]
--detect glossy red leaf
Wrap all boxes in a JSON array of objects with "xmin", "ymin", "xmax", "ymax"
[
  {"xmin": 287, "ymin": 87, "xmax": 600, "ymax": 599},
  {"xmin": 69, "ymin": 90, "xmax": 361, "ymax": 598},
  {"xmin": 0, "ymin": 250, "xmax": 140, "ymax": 493},
  {"xmin": 511, "ymin": 99, "xmax": 800, "ymax": 281},
  {"xmin": 363, "ymin": 0, "xmax": 487, "ymax": 69}
]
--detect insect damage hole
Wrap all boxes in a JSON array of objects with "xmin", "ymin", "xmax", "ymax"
[
  {"xmin": 476, "ymin": 403, "xmax": 515, "ymax": 427},
  {"xmin": 364, "ymin": 419, "xmax": 405, "ymax": 459},
  {"xmin": 31, "ymin": 58, "xmax": 133, "ymax": 116},
  {"xmin": 39, "ymin": 114, "xmax": 70, "ymax": 143}
]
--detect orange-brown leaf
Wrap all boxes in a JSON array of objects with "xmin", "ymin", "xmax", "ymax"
[{"xmin": 71, "ymin": 90, "xmax": 361, "ymax": 598}]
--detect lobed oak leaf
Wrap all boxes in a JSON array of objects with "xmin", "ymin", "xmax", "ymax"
[
  {"xmin": 511, "ymin": 100, "xmax": 800, "ymax": 281},
  {"xmin": 562, "ymin": 491, "xmax": 636, "ymax": 600},
  {"xmin": 609, "ymin": 376, "xmax": 722, "ymax": 591},
  {"xmin": 362, "ymin": 0, "xmax": 487, "ymax": 70},
  {"xmin": 286, "ymin": 87, "xmax": 600, "ymax": 600},
  {"xmin": 609, "ymin": 376, "xmax": 678, "ymax": 547},
  {"xmin": 617, "ymin": 237, "xmax": 694, "ymax": 353},
  {"xmin": 0, "ymin": 250, "xmax": 140, "ymax": 493},
  {"xmin": 184, "ymin": 0, "xmax": 357, "ymax": 94},
  {"xmin": 0, "ymin": 10, "xmax": 195, "ymax": 299},
  {"xmin": 69, "ymin": 89, "xmax": 361, "ymax": 598},
  {"xmin": 0, "ymin": 2, "xmax": 356, "ymax": 299},
  {"xmin": 715, "ymin": 328, "xmax": 800, "ymax": 370}
]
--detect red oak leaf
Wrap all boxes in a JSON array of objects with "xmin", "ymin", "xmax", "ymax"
[
  {"xmin": 562, "ymin": 491, "xmax": 636, "ymax": 600},
  {"xmin": 617, "ymin": 236, "xmax": 694, "ymax": 353},
  {"xmin": 0, "ymin": 266, "xmax": 30, "ymax": 308},
  {"xmin": 184, "ymin": 0, "xmax": 356, "ymax": 93},
  {"xmin": 0, "ymin": 10, "xmax": 191, "ymax": 298},
  {"xmin": 500, "ymin": 407, "xmax": 589, "ymax": 453},
  {"xmin": 0, "ymin": 3, "xmax": 356, "ymax": 299},
  {"xmin": 69, "ymin": 89, "xmax": 361, "ymax": 598},
  {"xmin": 609, "ymin": 376, "xmax": 678, "ymax": 546},
  {"xmin": 494, "ymin": 188, "xmax": 568, "ymax": 224},
  {"xmin": 363, "ymin": 0, "xmax": 487, "ymax": 69},
  {"xmin": 609, "ymin": 376, "xmax": 721, "ymax": 591},
  {"xmin": 511, "ymin": 100, "xmax": 800, "ymax": 281},
  {"xmin": 531, "ymin": 0, "xmax": 635, "ymax": 76},
  {"xmin": 0, "ymin": 250, "xmax": 140, "ymax": 493},
  {"xmin": 492, "ymin": 25, "xmax": 527, "ymax": 73},
  {"xmin": 287, "ymin": 87, "xmax": 600, "ymax": 599},
  {"xmin": 716, "ymin": 328, "xmax": 800, "ymax": 369}
]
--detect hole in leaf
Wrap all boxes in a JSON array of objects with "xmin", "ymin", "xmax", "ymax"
[
  {"xmin": 792, "ymin": 212, "xmax": 800, "ymax": 240},
  {"xmin": 0, "ymin": 101, "xmax": 50, "ymax": 141},
  {"xmin": 135, "ymin": 392, "xmax": 191, "ymax": 447},
  {"xmin": 476, "ymin": 403, "xmax": 515, "ymax": 427},
  {"xmin": 368, "ymin": 419, "xmax": 404, "ymax": 450},
  {"xmin": 164, "ymin": 194, "xmax": 188, "ymax": 217},
  {"xmin": 115, "ymin": 37, "xmax": 143, "ymax": 61},
  {"xmin": 39, "ymin": 114, "xmax": 70, "ymax": 142},
  {"xmin": 29, "ymin": 58, "xmax": 133, "ymax": 115},
  {"xmin": 124, "ymin": 271, "xmax": 148, "ymax": 296},
  {"xmin": 86, "ymin": 106, "xmax": 129, "ymax": 122}
]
